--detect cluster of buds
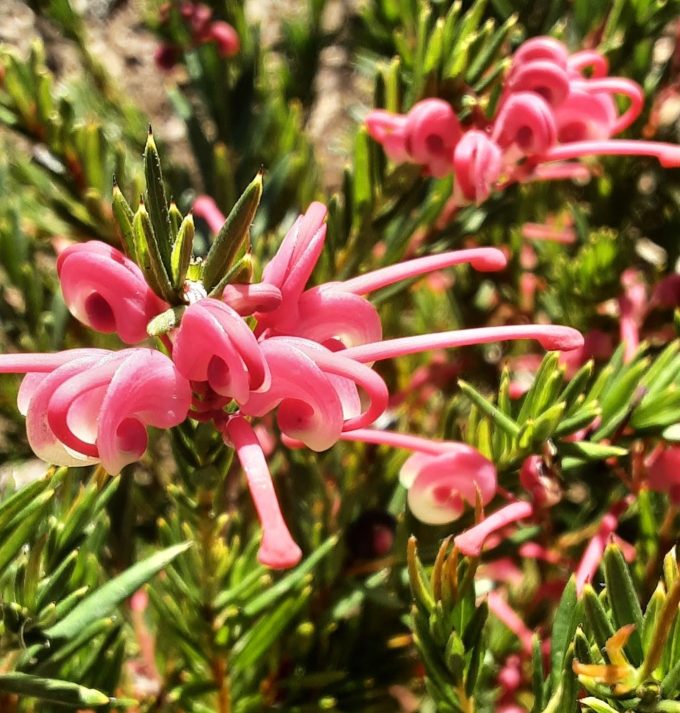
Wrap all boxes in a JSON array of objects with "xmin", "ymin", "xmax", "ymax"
[
  {"xmin": 0, "ymin": 132, "xmax": 584, "ymax": 569},
  {"xmin": 154, "ymin": 2, "xmax": 239, "ymax": 71},
  {"xmin": 366, "ymin": 36, "xmax": 680, "ymax": 204}
]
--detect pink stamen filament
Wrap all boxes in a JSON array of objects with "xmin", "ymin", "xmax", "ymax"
[
  {"xmin": 338, "ymin": 248, "xmax": 507, "ymax": 295},
  {"xmin": 540, "ymin": 140, "xmax": 680, "ymax": 167},
  {"xmin": 338, "ymin": 427, "xmax": 451, "ymax": 455},
  {"xmin": 454, "ymin": 501, "xmax": 533, "ymax": 556},
  {"xmin": 342, "ymin": 325, "xmax": 584, "ymax": 364},
  {"xmin": 224, "ymin": 415, "xmax": 302, "ymax": 569}
]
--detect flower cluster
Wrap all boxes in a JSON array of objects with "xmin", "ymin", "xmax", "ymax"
[
  {"xmin": 0, "ymin": 201, "xmax": 583, "ymax": 569},
  {"xmin": 154, "ymin": 2, "xmax": 239, "ymax": 71},
  {"xmin": 366, "ymin": 36, "xmax": 680, "ymax": 204}
]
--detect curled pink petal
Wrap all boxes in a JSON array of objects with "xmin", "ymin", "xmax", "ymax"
[
  {"xmin": 404, "ymin": 99, "xmax": 462, "ymax": 177},
  {"xmin": 57, "ymin": 241, "xmax": 167, "ymax": 344},
  {"xmin": 3, "ymin": 348, "xmax": 191, "ymax": 473},
  {"xmin": 406, "ymin": 446, "xmax": 497, "ymax": 524},
  {"xmin": 574, "ymin": 78, "xmax": 644, "ymax": 135},
  {"xmin": 511, "ymin": 36, "xmax": 569, "ymax": 69},
  {"xmin": 493, "ymin": 92, "xmax": 557, "ymax": 155},
  {"xmin": 257, "ymin": 203, "xmax": 327, "ymax": 334},
  {"xmin": 453, "ymin": 130, "xmax": 503, "ymax": 203},
  {"xmin": 454, "ymin": 501, "xmax": 534, "ymax": 557},
  {"xmin": 239, "ymin": 339, "xmax": 344, "ymax": 451},
  {"xmin": 568, "ymin": 50, "xmax": 609, "ymax": 78},
  {"xmin": 97, "ymin": 350, "xmax": 192, "ymax": 474},
  {"xmin": 336, "ymin": 428, "xmax": 495, "ymax": 525},
  {"xmin": 285, "ymin": 288, "xmax": 383, "ymax": 347},
  {"xmin": 173, "ymin": 299, "xmax": 268, "ymax": 402},
  {"xmin": 341, "ymin": 324, "xmax": 584, "ymax": 364},
  {"xmin": 222, "ymin": 283, "xmax": 282, "ymax": 316},
  {"xmin": 365, "ymin": 110, "xmax": 411, "ymax": 162},
  {"xmin": 224, "ymin": 416, "xmax": 301, "ymax": 569},
  {"xmin": 277, "ymin": 337, "xmax": 388, "ymax": 431},
  {"xmin": 207, "ymin": 21, "xmax": 240, "ymax": 57},
  {"xmin": 192, "ymin": 195, "xmax": 226, "ymax": 235},
  {"xmin": 506, "ymin": 61, "xmax": 570, "ymax": 108},
  {"xmin": 553, "ymin": 88, "xmax": 618, "ymax": 142}
]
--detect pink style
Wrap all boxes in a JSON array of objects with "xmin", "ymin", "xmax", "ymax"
[{"xmin": 366, "ymin": 36, "xmax": 680, "ymax": 207}]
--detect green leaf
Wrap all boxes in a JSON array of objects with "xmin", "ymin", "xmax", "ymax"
[
  {"xmin": 458, "ymin": 379, "xmax": 520, "ymax": 437},
  {"xmin": 0, "ymin": 673, "xmax": 109, "ymax": 708},
  {"xmin": 603, "ymin": 544, "xmax": 644, "ymax": 665},
  {"xmin": 242, "ymin": 535, "xmax": 338, "ymax": 616},
  {"xmin": 559, "ymin": 441, "xmax": 627, "ymax": 461},
  {"xmin": 550, "ymin": 577, "xmax": 579, "ymax": 689},
  {"xmin": 232, "ymin": 588, "xmax": 311, "ymax": 671},
  {"xmin": 112, "ymin": 184, "xmax": 136, "ymax": 258},
  {"xmin": 144, "ymin": 129, "xmax": 173, "ymax": 271},
  {"xmin": 583, "ymin": 585, "xmax": 616, "ymax": 655},
  {"xmin": 133, "ymin": 203, "xmax": 174, "ymax": 302},
  {"xmin": 580, "ymin": 698, "xmax": 620, "ymax": 713},
  {"xmin": 203, "ymin": 173, "xmax": 263, "ymax": 294},
  {"xmin": 171, "ymin": 214, "xmax": 195, "ymax": 291},
  {"xmin": 0, "ymin": 490, "xmax": 54, "ymax": 576},
  {"xmin": 45, "ymin": 542, "xmax": 191, "ymax": 642}
]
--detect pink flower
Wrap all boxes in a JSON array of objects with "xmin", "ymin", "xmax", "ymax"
[
  {"xmin": 454, "ymin": 501, "xmax": 534, "ymax": 557},
  {"xmin": 452, "ymin": 130, "xmax": 502, "ymax": 204},
  {"xmin": 0, "ymin": 349, "xmax": 191, "ymax": 474},
  {"xmin": 207, "ymin": 21, "xmax": 240, "ymax": 57},
  {"xmin": 57, "ymin": 241, "xmax": 167, "ymax": 344},
  {"xmin": 488, "ymin": 591, "xmax": 534, "ymax": 654},
  {"xmin": 492, "ymin": 92, "xmax": 557, "ymax": 156},
  {"xmin": 618, "ymin": 269, "xmax": 647, "ymax": 362},
  {"xmin": 172, "ymin": 299, "xmax": 268, "ymax": 405},
  {"xmin": 238, "ymin": 338, "xmax": 388, "ymax": 451},
  {"xmin": 339, "ymin": 428, "xmax": 496, "ymax": 524},
  {"xmin": 647, "ymin": 446, "xmax": 680, "ymax": 503},
  {"xmin": 404, "ymin": 99, "xmax": 462, "ymax": 177},
  {"xmin": 366, "ymin": 99, "xmax": 462, "ymax": 175}
]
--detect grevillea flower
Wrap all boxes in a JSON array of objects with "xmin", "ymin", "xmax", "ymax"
[
  {"xmin": 0, "ymin": 349, "xmax": 191, "ymax": 474},
  {"xmin": 338, "ymin": 428, "xmax": 496, "ymax": 524},
  {"xmin": 366, "ymin": 99, "xmax": 462, "ymax": 175},
  {"xmin": 1, "ymin": 194, "xmax": 586, "ymax": 568},
  {"xmin": 57, "ymin": 241, "xmax": 167, "ymax": 344},
  {"xmin": 365, "ymin": 35, "xmax": 680, "ymax": 207}
]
